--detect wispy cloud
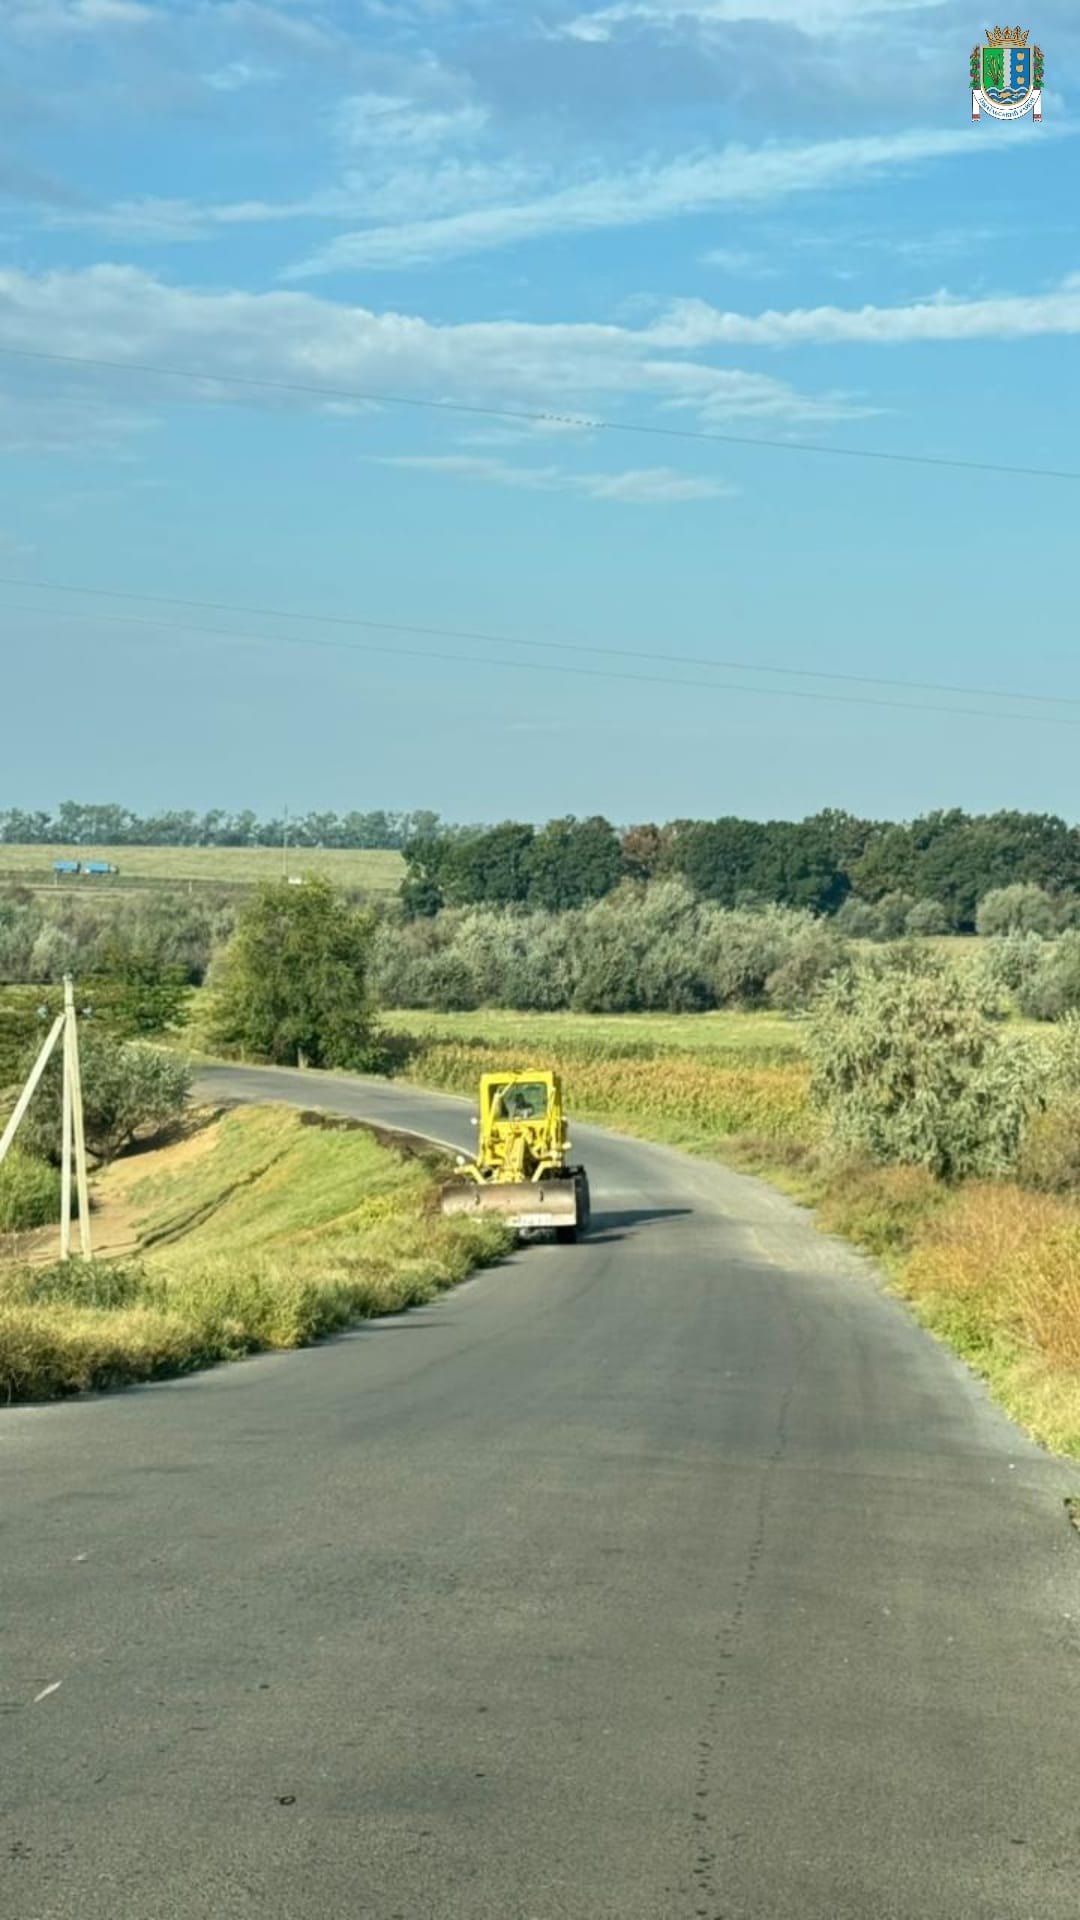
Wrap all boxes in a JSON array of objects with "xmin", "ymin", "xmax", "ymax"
[
  {"xmin": 207, "ymin": 1, "xmax": 341, "ymax": 56},
  {"xmin": 0, "ymin": 263, "xmax": 869, "ymax": 442},
  {"xmin": 287, "ymin": 127, "xmax": 979, "ymax": 276},
  {"xmin": 561, "ymin": 0, "xmax": 942, "ymax": 39},
  {"xmin": 3, "ymin": 0, "xmax": 153, "ymax": 34},
  {"xmin": 649, "ymin": 275, "xmax": 1080, "ymax": 348},
  {"xmin": 334, "ymin": 89, "xmax": 489, "ymax": 151},
  {"xmin": 204, "ymin": 60, "xmax": 279, "ymax": 92},
  {"xmin": 43, "ymin": 155, "xmax": 538, "ymax": 241},
  {"xmin": 378, "ymin": 453, "xmax": 735, "ymax": 503}
]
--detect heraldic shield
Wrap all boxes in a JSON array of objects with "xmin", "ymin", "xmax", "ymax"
[{"xmin": 971, "ymin": 28, "xmax": 1044, "ymax": 121}]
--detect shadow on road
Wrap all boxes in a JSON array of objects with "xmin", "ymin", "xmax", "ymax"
[{"xmin": 586, "ymin": 1206, "xmax": 692, "ymax": 1243}]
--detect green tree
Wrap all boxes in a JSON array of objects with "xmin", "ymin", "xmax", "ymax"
[
  {"xmin": 400, "ymin": 835, "xmax": 452, "ymax": 918},
  {"xmin": 209, "ymin": 878, "xmax": 377, "ymax": 1069},
  {"xmin": 449, "ymin": 822, "xmax": 536, "ymax": 907},
  {"xmin": 619, "ymin": 823, "xmax": 674, "ymax": 884},
  {"xmin": 19, "ymin": 1030, "xmax": 192, "ymax": 1166},
  {"xmin": 975, "ymin": 883, "xmax": 1061, "ymax": 939},
  {"xmin": 86, "ymin": 934, "xmax": 192, "ymax": 1037},
  {"xmin": 528, "ymin": 816, "xmax": 622, "ymax": 910},
  {"xmin": 808, "ymin": 954, "xmax": 1036, "ymax": 1180}
]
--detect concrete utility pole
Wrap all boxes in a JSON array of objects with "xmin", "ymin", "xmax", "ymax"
[
  {"xmin": 0, "ymin": 1014, "xmax": 64, "ymax": 1167},
  {"xmin": 0, "ymin": 981, "xmax": 92, "ymax": 1259},
  {"xmin": 61, "ymin": 976, "xmax": 92, "ymax": 1260}
]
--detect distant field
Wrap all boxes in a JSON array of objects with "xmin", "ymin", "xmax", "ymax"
[
  {"xmin": 389, "ymin": 1006, "xmax": 807, "ymax": 1063},
  {"xmin": 0, "ymin": 843, "xmax": 405, "ymax": 895}
]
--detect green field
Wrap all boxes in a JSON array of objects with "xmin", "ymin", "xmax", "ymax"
[
  {"xmin": 0, "ymin": 843, "xmax": 405, "ymax": 894},
  {"xmin": 388, "ymin": 1006, "xmax": 807, "ymax": 1063}
]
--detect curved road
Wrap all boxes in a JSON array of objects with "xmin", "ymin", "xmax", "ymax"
[{"xmin": 4, "ymin": 1065, "xmax": 1078, "ymax": 1920}]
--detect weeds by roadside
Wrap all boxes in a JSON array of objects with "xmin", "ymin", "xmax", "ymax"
[
  {"xmin": 392, "ymin": 1011, "xmax": 1080, "ymax": 1460},
  {"xmin": 0, "ymin": 1107, "xmax": 509, "ymax": 1402}
]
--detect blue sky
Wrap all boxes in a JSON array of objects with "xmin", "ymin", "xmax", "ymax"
[{"xmin": 1, "ymin": 0, "xmax": 1077, "ymax": 826}]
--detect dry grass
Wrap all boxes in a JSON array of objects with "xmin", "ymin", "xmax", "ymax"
[
  {"xmin": 897, "ymin": 1184, "xmax": 1080, "ymax": 1455},
  {"xmin": 0, "ymin": 1106, "xmax": 508, "ymax": 1402}
]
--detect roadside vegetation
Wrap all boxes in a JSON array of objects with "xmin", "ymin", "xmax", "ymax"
[
  {"xmin": 383, "ymin": 965, "xmax": 1080, "ymax": 1457},
  {"xmin": 0, "ymin": 1106, "xmax": 508, "ymax": 1401},
  {"xmin": 5, "ymin": 859, "xmax": 1080, "ymax": 1451}
]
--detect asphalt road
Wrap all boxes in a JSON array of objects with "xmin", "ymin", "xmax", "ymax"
[{"xmin": 4, "ymin": 1064, "xmax": 1078, "ymax": 1920}]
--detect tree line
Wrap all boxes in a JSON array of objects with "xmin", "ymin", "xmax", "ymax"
[
  {"xmin": 403, "ymin": 809, "xmax": 1080, "ymax": 931},
  {"xmin": 6, "ymin": 802, "xmax": 1080, "ymax": 934},
  {"xmin": 0, "ymin": 802, "xmax": 445, "ymax": 851}
]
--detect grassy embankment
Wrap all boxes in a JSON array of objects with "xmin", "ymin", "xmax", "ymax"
[
  {"xmin": 0, "ymin": 843, "xmax": 405, "ymax": 896},
  {"xmin": 386, "ymin": 1008, "xmax": 1080, "ymax": 1459},
  {"xmin": 0, "ymin": 1104, "xmax": 508, "ymax": 1402}
]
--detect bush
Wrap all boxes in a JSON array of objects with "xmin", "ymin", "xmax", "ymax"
[
  {"xmin": 1014, "ymin": 932, "xmax": 1080, "ymax": 1022},
  {"xmin": 1016, "ymin": 1097, "xmax": 1080, "ymax": 1195},
  {"xmin": 0, "ymin": 1149, "xmax": 62, "ymax": 1231},
  {"xmin": 872, "ymin": 891, "xmax": 918, "ymax": 941},
  {"xmin": 18, "ymin": 1031, "xmax": 192, "ymax": 1165},
  {"xmin": 976, "ymin": 929, "xmax": 1048, "ymax": 1000},
  {"xmin": 976, "ymin": 883, "xmax": 1063, "ymax": 939},
  {"xmin": 834, "ymin": 896, "xmax": 885, "ymax": 940},
  {"xmin": 369, "ymin": 885, "xmax": 846, "ymax": 1016},
  {"xmin": 765, "ymin": 921, "xmax": 849, "ymax": 1009},
  {"xmin": 905, "ymin": 898, "xmax": 950, "ymax": 937},
  {"xmin": 807, "ymin": 954, "xmax": 1038, "ymax": 1180}
]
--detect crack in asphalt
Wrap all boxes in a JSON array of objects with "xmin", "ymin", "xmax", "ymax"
[{"xmin": 688, "ymin": 1318, "xmax": 817, "ymax": 1920}]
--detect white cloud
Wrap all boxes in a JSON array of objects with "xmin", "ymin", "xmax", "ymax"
[
  {"xmin": 378, "ymin": 453, "xmax": 734, "ymax": 503},
  {"xmin": 43, "ymin": 154, "xmax": 540, "ymax": 241},
  {"xmin": 206, "ymin": 1, "xmax": 340, "ymax": 55},
  {"xmin": 334, "ymin": 90, "xmax": 489, "ymax": 151},
  {"xmin": 648, "ymin": 275, "xmax": 1080, "ymax": 348},
  {"xmin": 699, "ymin": 245, "xmax": 780, "ymax": 278},
  {"xmin": 0, "ymin": 263, "xmax": 867, "ymax": 443},
  {"xmin": 2, "ymin": 0, "xmax": 153, "ymax": 33},
  {"xmin": 561, "ymin": 0, "xmax": 942, "ymax": 39},
  {"xmin": 204, "ymin": 60, "xmax": 279, "ymax": 91},
  {"xmin": 1, "ymin": 265, "xmax": 1072, "ymax": 479},
  {"xmin": 287, "ymin": 126, "xmax": 978, "ymax": 275}
]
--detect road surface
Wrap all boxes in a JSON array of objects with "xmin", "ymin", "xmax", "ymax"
[{"xmin": 4, "ymin": 1064, "xmax": 1078, "ymax": 1920}]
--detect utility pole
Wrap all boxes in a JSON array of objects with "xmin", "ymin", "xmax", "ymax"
[
  {"xmin": 60, "ymin": 977, "xmax": 92, "ymax": 1260},
  {"xmin": 60, "ymin": 990, "xmax": 73, "ymax": 1259},
  {"xmin": 282, "ymin": 805, "xmax": 289, "ymax": 881},
  {"xmin": 0, "ymin": 979, "xmax": 91, "ymax": 1259},
  {"xmin": 0, "ymin": 1013, "xmax": 64, "ymax": 1167},
  {"xmin": 69, "ymin": 981, "xmax": 91, "ymax": 1258}
]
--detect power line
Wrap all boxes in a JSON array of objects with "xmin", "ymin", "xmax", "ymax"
[
  {"xmin": 1, "ymin": 342, "xmax": 1077, "ymax": 484},
  {"xmin": 6, "ymin": 594, "xmax": 1080, "ymax": 731},
  {"xmin": 0, "ymin": 572, "xmax": 1074, "ymax": 713}
]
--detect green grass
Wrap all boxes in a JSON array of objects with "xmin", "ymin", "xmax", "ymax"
[
  {"xmin": 0, "ymin": 843, "xmax": 404, "ymax": 894},
  {"xmin": 389, "ymin": 1006, "xmax": 807, "ymax": 1065},
  {"xmin": 0, "ymin": 1105, "xmax": 508, "ymax": 1401}
]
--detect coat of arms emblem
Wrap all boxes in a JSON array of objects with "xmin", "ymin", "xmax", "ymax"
[{"xmin": 971, "ymin": 26, "xmax": 1043, "ymax": 120}]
